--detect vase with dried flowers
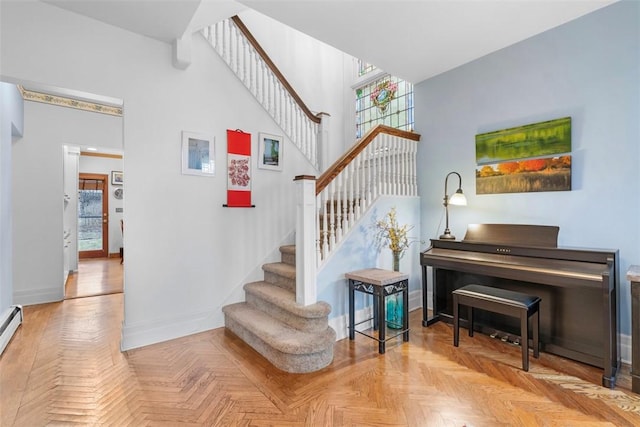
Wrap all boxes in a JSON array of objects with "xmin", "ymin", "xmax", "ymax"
[{"xmin": 374, "ymin": 207, "xmax": 415, "ymax": 329}]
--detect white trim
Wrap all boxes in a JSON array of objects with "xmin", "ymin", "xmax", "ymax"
[
  {"xmin": 295, "ymin": 179, "xmax": 317, "ymax": 305},
  {"xmin": 0, "ymin": 305, "xmax": 23, "ymax": 355},
  {"xmin": 620, "ymin": 332, "xmax": 631, "ymax": 366},
  {"xmin": 351, "ymin": 68, "xmax": 389, "ymax": 89},
  {"xmin": 13, "ymin": 287, "xmax": 63, "ymax": 306},
  {"xmin": 121, "ymin": 308, "xmax": 221, "ymax": 351}
]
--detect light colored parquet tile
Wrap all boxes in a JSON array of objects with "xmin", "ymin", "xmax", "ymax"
[{"xmin": 2, "ymin": 288, "xmax": 640, "ymax": 426}]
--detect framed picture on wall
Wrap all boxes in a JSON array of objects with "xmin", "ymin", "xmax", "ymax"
[
  {"xmin": 111, "ymin": 171, "xmax": 123, "ymax": 185},
  {"xmin": 181, "ymin": 131, "xmax": 215, "ymax": 176},
  {"xmin": 258, "ymin": 132, "xmax": 283, "ymax": 171}
]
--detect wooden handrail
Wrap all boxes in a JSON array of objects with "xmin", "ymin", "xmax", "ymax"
[
  {"xmin": 231, "ymin": 16, "xmax": 322, "ymax": 124},
  {"xmin": 316, "ymin": 125, "xmax": 420, "ymax": 195}
]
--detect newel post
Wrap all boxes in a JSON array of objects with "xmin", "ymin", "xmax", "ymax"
[
  {"xmin": 294, "ymin": 175, "xmax": 317, "ymax": 306},
  {"xmin": 317, "ymin": 113, "xmax": 330, "ymax": 171}
]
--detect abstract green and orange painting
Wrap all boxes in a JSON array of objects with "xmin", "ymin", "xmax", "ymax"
[{"xmin": 475, "ymin": 117, "xmax": 572, "ymax": 194}]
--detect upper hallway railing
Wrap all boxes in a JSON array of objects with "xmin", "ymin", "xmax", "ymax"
[{"xmin": 202, "ymin": 16, "xmax": 326, "ymax": 169}]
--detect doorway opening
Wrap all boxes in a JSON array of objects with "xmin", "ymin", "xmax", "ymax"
[{"xmin": 78, "ymin": 173, "xmax": 109, "ymax": 259}]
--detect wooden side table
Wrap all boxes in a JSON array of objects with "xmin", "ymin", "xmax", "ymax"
[
  {"xmin": 345, "ymin": 268, "xmax": 410, "ymax": 354},
  {"xmin": 628, "ymin": 265, "xmax": 640, "ymax": 394}
]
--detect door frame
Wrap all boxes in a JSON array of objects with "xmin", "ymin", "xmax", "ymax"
[{"xmin": 78, "ymin": 173, "xmax": 109, "ymax": 259}]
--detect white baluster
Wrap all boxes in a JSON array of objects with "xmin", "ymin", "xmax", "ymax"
[
  {"xmin": 316, "ymin": 193, "xmax": 324, "ymax": 267},
  {"xmin": 389, "ymin": 136, "xmax": 395, "ymax": 195},
  {"xmin": 248, "ymin": 50, "xmax": 254, "ymax": 94},
  {"xmin": 354, "ymin": 154, "xmax": 361, "ymax": 218},
  {"xmin": 398, "ymin": 137, "xmax": 404, "ymax": 195},
  {"xmin": 321, "ymin": 190, "xmax": 329, "ymax": 260},
  {"xmin": 328, "ymin": 181, "xmax": 336, "ymax": 250},
  {"xmin": 231, "ymin": 24, "xmax": 237, "ymax": 72},
  {"xmin": 221, "ymin": 20, "xmax": 227, "ymax": 62},
  {"xmin": 335, "ymin": 174, "xmax": 343, "ymax": 241},
  {"xmin": 341, "ymin": 167, "xmax": 349, "ymax": 233},
  {"xmin": 347, "ymin": 162, "xmax": 355, "ymax": 225},
  {"xmin": 393, "ymin": 137, "xmax": 399, "ymax": 195},
  {"xmin": 241, "ymin": 38, "xmax": 248, "ymax": 86},
  {"xmin": 282, "ymin": 95, "xmax": 288, "ymax": 137},
  {"xmin": 386, "ymin": 134, "xmax": 392, "ymax": 194},
  {"xmin": 261, "ymin": 62, "xmax": 266, "ymax": 106},
  {"xmin": 404, "ymin": 139, "xmax": 409, "ymax": 195}
]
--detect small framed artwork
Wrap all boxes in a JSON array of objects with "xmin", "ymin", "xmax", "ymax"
[
  {"xmin": 182, "ymin": 131, "xmax": 215, "ymax": 176},
  {"xmin": 258, "ymin": 132, "xmax": 283, "ymax": 171},
  {"xmin": 111, "ymin": 171, "xmax": 123, "ymax": 185}
]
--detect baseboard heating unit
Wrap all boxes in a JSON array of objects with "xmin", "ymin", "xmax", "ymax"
[{"xmin": 0, "ymin": 305, "xmax": 23, "ymax": 356}]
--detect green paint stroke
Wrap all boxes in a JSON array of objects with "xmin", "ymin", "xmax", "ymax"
[{"xmin": 476, "ymin": 117, "xmax": 571, "ymax": 165}]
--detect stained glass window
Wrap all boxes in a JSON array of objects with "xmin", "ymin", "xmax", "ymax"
[{"xmin": 355, "ymin": 74, "xmax": 414, "ymax": 139}]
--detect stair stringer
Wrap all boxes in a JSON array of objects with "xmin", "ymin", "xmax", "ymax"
[{"xmin": 198, "ymin": 231, "xmax": 295, "ymax": 330}]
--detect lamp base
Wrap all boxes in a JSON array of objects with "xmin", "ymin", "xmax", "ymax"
[{"xmin": 439, "ymin": 232, "xmax": 456, "ymax": 240}]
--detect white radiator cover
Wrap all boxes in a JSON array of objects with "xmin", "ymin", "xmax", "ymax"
[{"xmin": 0, "ymin": 305, "xmax": 23, "ymax": 355}]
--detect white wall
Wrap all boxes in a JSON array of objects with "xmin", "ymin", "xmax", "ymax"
[
  {"xmin": 1, "ymin": 1, "xmax": 346, "ymax": 349},
  {"xmin": 239, "ymin": 10, "xmax": 356, "ymax": 166},
  {"xmin": 0, "ymin": 82, "xmax": 23, "ymax": 313},
  {"xmin": 11, "ymin": 101, "xmax": 122, "ymax": 305},
  {"xmin": 415, "ymin": 1, "xmax": 640, "ymax": 338},
  {"xmin": 79, "ymin": 155, "xmax": 124, "ymax": 254}
]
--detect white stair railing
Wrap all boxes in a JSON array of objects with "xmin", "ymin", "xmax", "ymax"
[
  {"xmin": 316, "ymin": 126, "xmax": 420, "ymax": 264},
  {"xmin": 202, "ymin": 17, "xmax": 324, "ymax": 169},
  {"xmin": 295, "ymin": 125, "xmax": 420, "ymax": 305}
]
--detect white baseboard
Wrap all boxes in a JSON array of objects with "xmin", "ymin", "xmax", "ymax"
[
  {"xmin": 0, "ymin": 305, "xmax": 23, "ymax": 355},
  {"xmin": 121, "ymin": 309, "xmax": 224, "ymax": 351},
  {"xmin": 620, "ymin": 332, "xmax": 631, "ymax": 366},
  {"xmin": 14, "ymin": 286, "xmax": 63, "ymax": 306}
]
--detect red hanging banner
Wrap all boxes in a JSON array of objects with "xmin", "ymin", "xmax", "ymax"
[{"xmin": 225, "ymin": 129, "xmax": 254, "ymax": 207}]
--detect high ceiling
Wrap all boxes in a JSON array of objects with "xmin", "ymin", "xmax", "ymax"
[{"xmin": 43, "ymin": 0, "xmax": 617, "ymax": 83}]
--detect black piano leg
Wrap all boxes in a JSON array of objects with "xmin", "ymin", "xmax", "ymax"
[
  {"xmin": 453, "ymin": 295, "xmax": 459, "ymax": 347},
  {"xmin": 521, "ymin": 312, "xmax": 529, "ymax": 372}
]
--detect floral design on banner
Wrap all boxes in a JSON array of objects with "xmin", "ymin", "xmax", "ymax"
[
  {"xmin": 371, "ymin": 80, "xmax": 398, "ymax": 114},
  {"xmin": 228, "ymin": 157, "xmax": 250, "ymax": 187}
]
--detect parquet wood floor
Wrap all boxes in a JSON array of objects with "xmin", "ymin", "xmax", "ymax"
[
  {"xmin": 65, "ymin": 258, "xmax": 123, "ymax": 299},
  {"xmin": 2, "ymin": 292, "xmax": 640, "ymax": 426}
]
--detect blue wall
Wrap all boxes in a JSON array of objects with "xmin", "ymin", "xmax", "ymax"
[
  {"xmin": 415, "ymin": 1, "xmax": 639, "ymax": 335},
  {"xmin": 317, "ymin": 196, "xmax": 422, "ymax": 322}
]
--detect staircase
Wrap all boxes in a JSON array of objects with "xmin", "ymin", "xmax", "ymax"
[
  {"xmin": 222, "ymin": 245, "xmax": 336, "ymax": 373},
  {"xmin": 209, "ymin": 16, "xmax": 420, "ymax": 374}
]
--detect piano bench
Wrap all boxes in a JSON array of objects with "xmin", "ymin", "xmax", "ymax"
[{"xmin": 452, "ymin": 284, "xmax": 541, "ymax": 371}]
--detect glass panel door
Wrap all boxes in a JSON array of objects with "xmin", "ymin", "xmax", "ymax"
[{"xmin": 78, "ymin": 174, "xmax": 109, "ymax": 258}]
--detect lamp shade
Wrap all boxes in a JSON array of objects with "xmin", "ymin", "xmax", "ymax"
[{"xmin": 449, "ymin": 189, "xmax": 467, "ymax": 206}]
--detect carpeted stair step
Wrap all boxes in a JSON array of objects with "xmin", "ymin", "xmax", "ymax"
[
  {"xmin": 244, "ymin": 281, "xmax": 331, "ymax": 333},
  {"xmin": 223, "ymin": 302, "xmax": 336, "ymax": 373},
  {"xmin": 280, "ymin": 245, "xmax": 295, "ymax": 266},
  {"xmin": 262, "ymin": 262, "xmax": 296, "ymax": 292}
]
